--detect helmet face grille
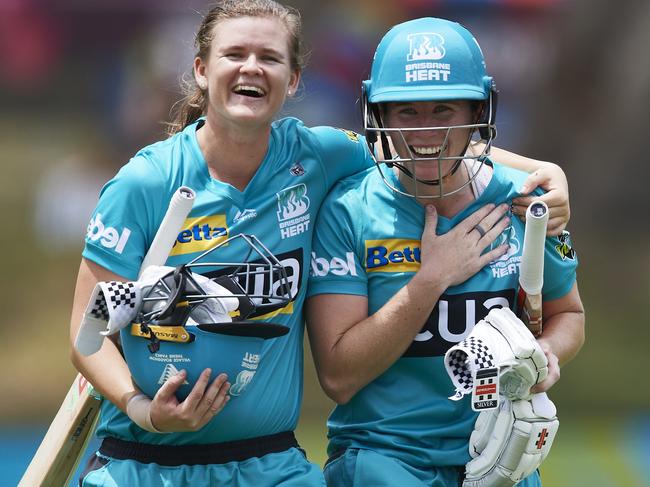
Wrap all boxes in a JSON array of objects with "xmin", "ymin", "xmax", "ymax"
[
  {"xmin": 138, "ymin": 234, "xmax": 293, "ymax": 328},
  {"xmin": 362, "ymin": 93, "xmax": 495, "ymax": 199}
]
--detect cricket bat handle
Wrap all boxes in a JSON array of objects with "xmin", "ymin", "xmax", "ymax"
[{"xmin": 518, "ymin": 200, "xmax": 549, "ymax": 336}]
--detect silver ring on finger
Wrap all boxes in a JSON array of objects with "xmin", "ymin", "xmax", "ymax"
[{"xmin": 473, "ymin": 224, "xmax": 486, "ymax": 237}]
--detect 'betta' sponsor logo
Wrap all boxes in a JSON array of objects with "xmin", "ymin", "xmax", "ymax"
[
  {"xmin": 310, "ymin": 251, "xmax": 358, "ymax": 277},
  {"xmin": 169, "ymin": 215, "xmax": 229, "ymax": 256},
  {"xmin": 86, "ymin": 213, "xmax": 131, "ymax": 254},
  {"xmin": 365, "ymin": 239, "xmax": 421, "ymax": 272}
]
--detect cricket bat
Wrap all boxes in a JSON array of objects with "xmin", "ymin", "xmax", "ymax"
[
  {"xmin": 19, "ymin": 186, "xmax": 195, "ymax": 487},
  {"xmin": 516, "ymin": 200, "xmax": 549, "ymax": 337}
]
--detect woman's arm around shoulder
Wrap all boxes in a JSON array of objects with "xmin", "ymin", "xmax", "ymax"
[{"xmin": 476, "ymin": 143, "xmax": 571, "ymax": 236}]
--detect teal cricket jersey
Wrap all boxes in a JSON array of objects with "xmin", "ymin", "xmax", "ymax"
[
  {"xmin": 82, "ymin": 117, "xmax": 373, "ymax": 445},
  {"xmin": 307, "ymin": 161, "xmax": 578, "ymax": 468}
]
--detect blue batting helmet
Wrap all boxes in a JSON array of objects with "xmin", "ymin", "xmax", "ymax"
[
  {"xmin": 120, "ymin": 234, "xmax": 291, "ymax": 401},
  {"xmin": 365, "ymin": 17, "xmax": 494, "ymax": 104}
]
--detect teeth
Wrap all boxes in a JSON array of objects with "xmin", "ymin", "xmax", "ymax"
[
  {"xmin": 411, "ymin": 145, "xmax": 443, "ymax": 155},
  {"xmin": 233, "ymin": 85, "xmax": 266, "ymax": 96}
]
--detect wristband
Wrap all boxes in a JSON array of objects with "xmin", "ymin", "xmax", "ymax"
[{"xmin": 126, "ymin": 393, "xmax": 164, "ymax": 433}]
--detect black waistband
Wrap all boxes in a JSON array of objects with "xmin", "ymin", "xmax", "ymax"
[{"xmin": 99, "ymin": 431, "xmax": 298, "ymax": 466}]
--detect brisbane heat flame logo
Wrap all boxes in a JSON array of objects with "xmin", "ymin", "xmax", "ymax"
[
  {"xmin": 276, "ymin": 184, "xmax": 310, "ymax": 221},
  {"xmin": 407, "ymin": 33, "xmax": 445, "ymax": 61},
  {"xmin": 276, "ymin": 184, "xmax": 311, "ymax": 239},
  {"xmin": 405, "ymin": 32, "xmax": 451, "ymax": 83}
]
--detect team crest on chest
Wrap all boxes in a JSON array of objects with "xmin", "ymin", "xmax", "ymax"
[
  {"xmin": 488, "ymin": 224, "xmax": 521, "ymax": 279},
  {"xmin": 276, "ymin": 184, "xmax": 311, "ymax": 239}
]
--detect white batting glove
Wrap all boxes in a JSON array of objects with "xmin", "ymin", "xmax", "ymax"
[
  {"xmin": 445, "ymin": 307, "xmax": 548, "ymax": 403},
  {"xmin": 463, "ymin": 393, "xmax": 559, "ymax": 487}
]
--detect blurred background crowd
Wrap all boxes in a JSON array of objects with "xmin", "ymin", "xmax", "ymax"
[{"xmin": 1, "ymin": 0, "xmax": 648, "ymax": 485}]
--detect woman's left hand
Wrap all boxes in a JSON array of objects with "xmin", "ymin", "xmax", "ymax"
[{"xmin": 512, "ymin": 163, "xmax": 570, "ymax": 236}]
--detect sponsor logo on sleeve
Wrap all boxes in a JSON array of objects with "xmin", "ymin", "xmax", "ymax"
[
  {"xmin": 169, "ymin": 214, "xmax": 229, "ymax": 256},
  {"xmin": 336, "ymin": 128, "xmax": 360, "ymax": 142},
  {"xmin": 555, "ymin": 231, "xmax": 576, "ymax": 260},
  {"xmin": 276, "ymin": 184, "xmax": 311, "ymax": 239},
  {"xmin": 86, "ymin": 213, "xmax": 132, "ymax": 254},
  {"xmin": 310, "ymin": 251, "xmax": 358, "ymax": 277}
]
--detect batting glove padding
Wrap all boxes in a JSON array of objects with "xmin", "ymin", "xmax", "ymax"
[
  {"xmin": 444, "ymin": 307, "xmax": 548, "ymax": 401},
  {"xmin": 463, "ymin": 393, "xmax": 559, "ymax": 487}
]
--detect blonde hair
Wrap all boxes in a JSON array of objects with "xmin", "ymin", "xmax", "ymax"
[{"xmin": 167, "ymin": 0, "xmax": 306, "ymax": 136}]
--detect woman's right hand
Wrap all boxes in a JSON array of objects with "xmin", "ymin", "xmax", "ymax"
[
  {"xmin": 149, "ymin": 369, "xmax": 231, "ymax": 432},
  {"xmin": 417, "ymin": 203, "xmax": 511, "ymax": 290}
]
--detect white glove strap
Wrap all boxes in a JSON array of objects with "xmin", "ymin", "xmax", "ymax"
[{"xmin": 126, "ymin": 393, "xmax": 164, "ymax": 433}]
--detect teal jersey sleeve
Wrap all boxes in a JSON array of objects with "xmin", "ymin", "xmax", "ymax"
[
  {"xmin": 82, "ymin": 155, "xmax": 169, "ymax": 279},
  {"xmin": 308, "ymin": 172, "xmax": 370, "ymax": 297},
  {"xmin": 309, "ymin": 126, "xmax": 375, "ymax": 191}
]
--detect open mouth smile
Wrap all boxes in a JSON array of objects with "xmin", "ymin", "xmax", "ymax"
[
  {"xmin": 232, "ymin": 84, "xmax": 266, "ymax": 98},
  {"xmin": 410, "ymin": 145, "xmax": 443, "ymax": 157}
]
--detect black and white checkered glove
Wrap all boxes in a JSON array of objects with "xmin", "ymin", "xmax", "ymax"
[
  {"xmin": 75, "ymin": 278, "xmax": 143, "ymax": 356},
  {"xmin": 444, "ymin": 307, "xmax": 548, "ymax": 402}
]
